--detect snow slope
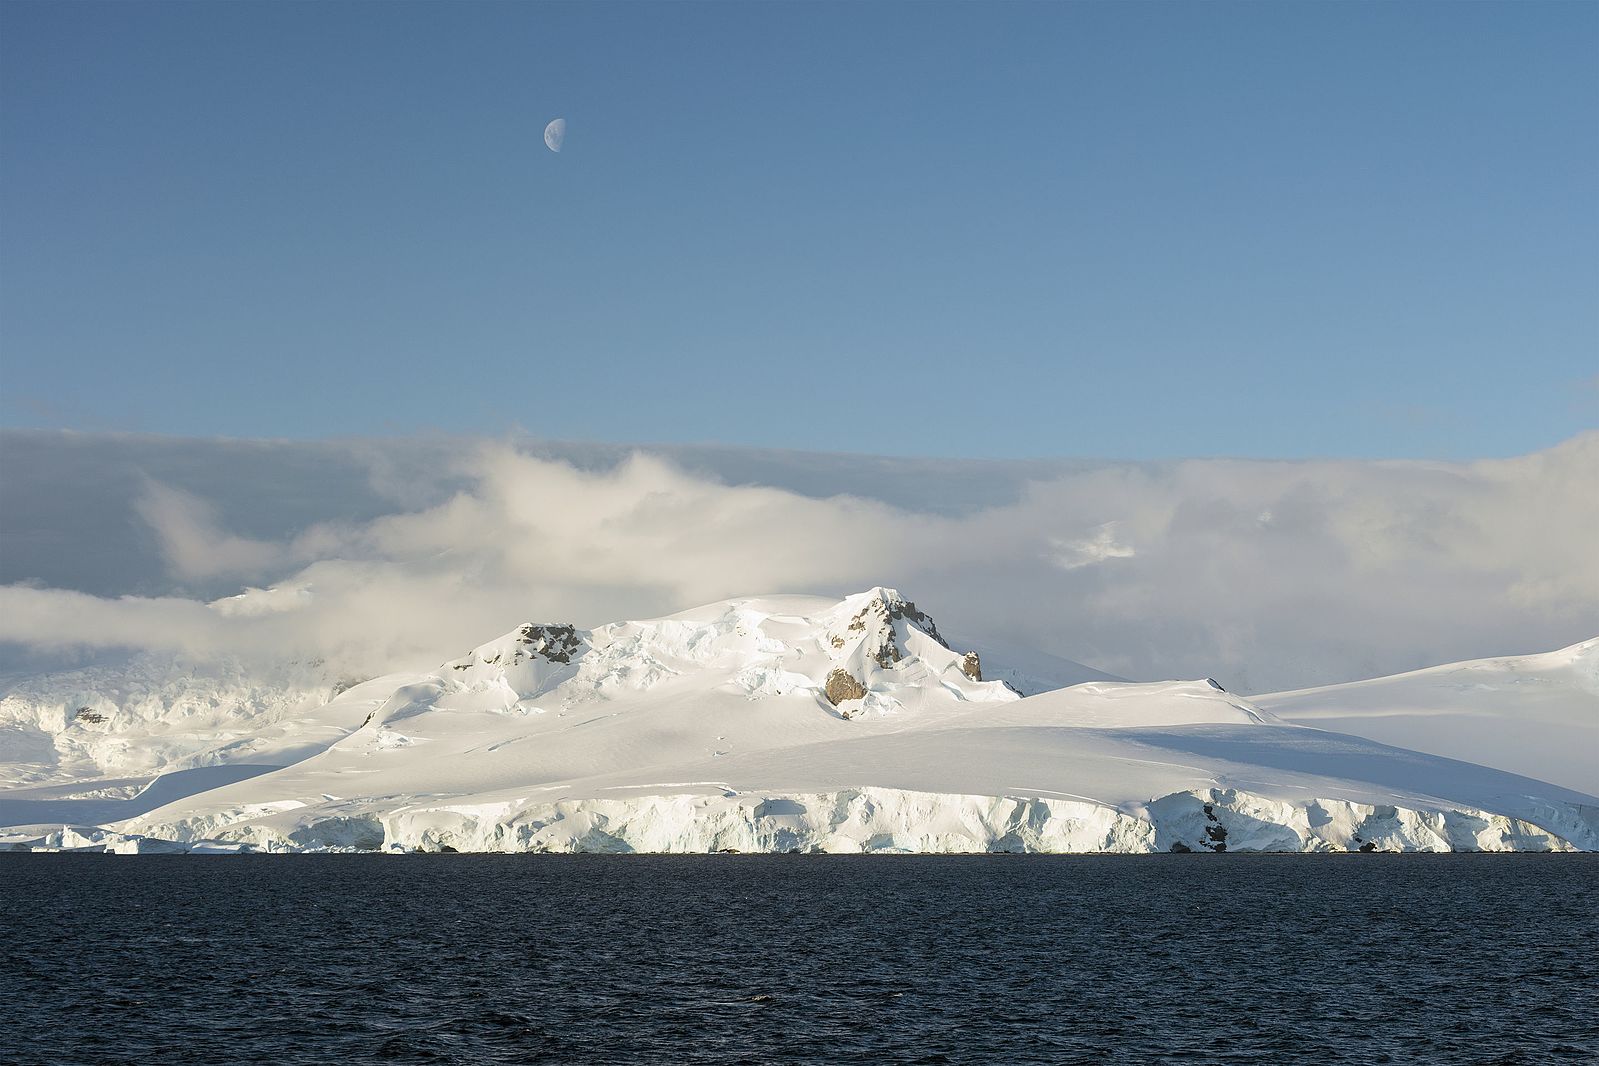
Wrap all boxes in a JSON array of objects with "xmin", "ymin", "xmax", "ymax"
[
  {"xmin": 4, "ymin": 590, "xmax": 1595, "ymax": 854},
  {"xmin": 1256, "ymin": 639, "xmax": 1599, "ymax": 796}
]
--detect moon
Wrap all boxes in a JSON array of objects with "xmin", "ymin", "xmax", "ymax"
[{"xmin": 544, "ymin": 118, "xmax": 566, "ymax": 153}]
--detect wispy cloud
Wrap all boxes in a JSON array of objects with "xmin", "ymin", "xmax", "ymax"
[{"xmin": 132, "ymin": 480, "xmax": 289, "ymax": 582}]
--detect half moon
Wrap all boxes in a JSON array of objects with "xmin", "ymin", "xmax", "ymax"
[{"xmin": 544, "ymin": 118, "xmax": 566, "ymax": 153}]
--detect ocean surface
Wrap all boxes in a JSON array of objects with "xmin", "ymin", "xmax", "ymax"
[{"xmin": 3, "ymin": 854, "xmax": 1595, "ymax": 1064}]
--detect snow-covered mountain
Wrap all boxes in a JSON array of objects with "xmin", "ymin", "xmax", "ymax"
[
  {"xmin": 3, "ymin": 589, "xmax": 1595, "ymax": 854},
  {"xmin": 1255, "ymin": 639, "xmax": 1599, "ymax": 796}
]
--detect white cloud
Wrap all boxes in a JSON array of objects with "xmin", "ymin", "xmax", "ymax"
[
  {"xmin": 1049, "ymin": 522, "xmax": 1137, "ymax": 570},
  {"xmin": 0, "ymin": 433, "xmax": 1594, "ymax": 692}
]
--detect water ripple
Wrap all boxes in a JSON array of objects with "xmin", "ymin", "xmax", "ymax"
[{"xmin": 2, "ymin": 854, "xmax": 1595, "ymax": 1064}]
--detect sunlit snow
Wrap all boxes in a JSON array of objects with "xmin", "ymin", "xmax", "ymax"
[{"xmin": 2, "ymin": 589, "xmax": 1594, "ymax": 854}]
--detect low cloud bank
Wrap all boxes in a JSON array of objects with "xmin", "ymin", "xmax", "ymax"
[{"xmin": 1, "ymin": 432, "xmax": 1594, "ymax": 692}]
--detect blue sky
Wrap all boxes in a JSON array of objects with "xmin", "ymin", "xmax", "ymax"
[{"xmin": 2, "ymin": 2, "xmax": 1594, "ymax": 459}]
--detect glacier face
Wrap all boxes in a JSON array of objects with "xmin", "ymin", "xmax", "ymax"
[
  {"xmin": 3, "ymin": 589, "xmax": 1597, "ymax": 854},
  {"xmin": 35, "ymin": 785, "xmax": 1593, "ymax": 856}
]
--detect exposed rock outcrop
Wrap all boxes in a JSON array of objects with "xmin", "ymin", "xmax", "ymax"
[
  {"xmin": 825, "ymin": 669, "xmax": 868, "ymax": 707},
  {"xmin": 833, "ymin": 592, "xmax": 951, "ymax": 669},
  {"xmin": 514, "ymin": 624, "xmax": 582, "ymax": 664}
]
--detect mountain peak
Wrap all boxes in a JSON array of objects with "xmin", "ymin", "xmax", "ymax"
[
  {"xmin": 413, "ymin": 589, "xmax": 1013, "ymax": 725},
  {"xmin": 825, "ymin": 587, "xmax": 949, "ymax": 657}
]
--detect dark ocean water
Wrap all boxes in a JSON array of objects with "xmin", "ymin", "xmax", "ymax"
[{"xmin": 2, "ymin": 855, "xmax": 1596, "ymax": 1065}]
